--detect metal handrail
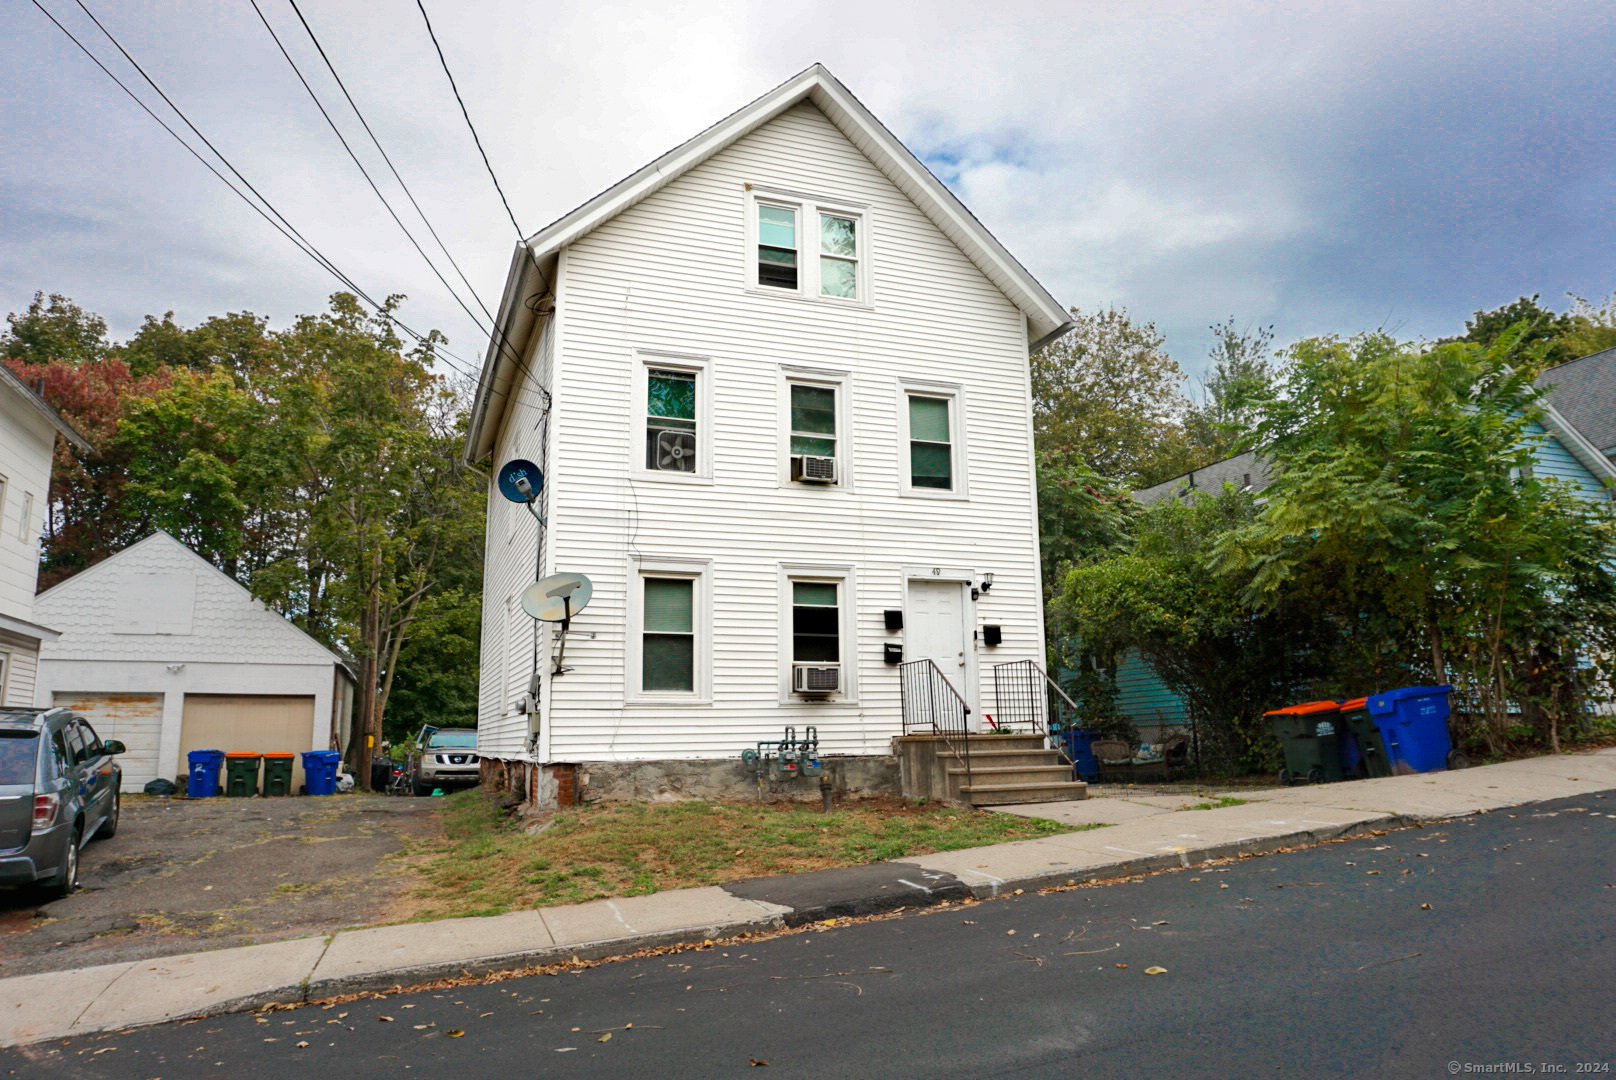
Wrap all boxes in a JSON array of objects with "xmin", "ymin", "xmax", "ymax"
[
  {"xmin": 899, "ymin": 658, "xmax": 973, "ymax": 787},
  {"xmin": 991, "ymin": 659, "xmax": 1083, "ymax": 773}
]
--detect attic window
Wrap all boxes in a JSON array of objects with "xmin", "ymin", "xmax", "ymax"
[{"xmin": 757, "ymin": 205, "xmax": 798, "ymax": 289}]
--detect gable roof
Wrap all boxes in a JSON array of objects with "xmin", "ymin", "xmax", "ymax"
[
  {"xmin": 1133, "ymin": 450, "xmax": 1271, "ymax": 504},
  {"xmin": 1537, "ymin": 347, "xmax": 1616, "ymax": 457},
  {"xmin": 464, "ymin": 63, "xmax": 1073, "ymax": 462},
  {"xmin": 0, "ymin": 364, "xmax": 90, "ymax": 452},
  {"xmin": 35, "ymin": 530, "xmax": 352, "ymax": 672}
]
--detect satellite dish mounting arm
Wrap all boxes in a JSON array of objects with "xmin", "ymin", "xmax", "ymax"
[{"xmin": 552, "ymin": 594, "xmax": 573, "ymax": 675}]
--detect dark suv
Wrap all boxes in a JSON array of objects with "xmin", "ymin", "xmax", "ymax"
[{"xmin": 0, "ymin": 707, "xmax": 125, "ymax": 898}]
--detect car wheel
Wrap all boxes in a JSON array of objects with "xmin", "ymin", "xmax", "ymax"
[
  {"xmin": 97, "ymin": 788, "xmax": 120, "ymax": 839},
  {"xmin": 412, "ymin": 776, "xmax": 431, "ymax": 797},
  {"xmin": 43, "ymin": 825, "xmax": 81, "ymax": 900}
]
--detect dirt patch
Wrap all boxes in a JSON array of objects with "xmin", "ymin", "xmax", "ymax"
[{"xmin": 0, "ymin": 793, "xmax": 444, "ymax": 977}]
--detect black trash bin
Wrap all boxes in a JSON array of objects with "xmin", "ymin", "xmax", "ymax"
[
  {"xmin": 1338, "ymin": 697, "xmax": 1392, "ymax": 779},
  {"xmin": 1263, "ymin": 700, "xmax": 1345, "ymax": 785}
]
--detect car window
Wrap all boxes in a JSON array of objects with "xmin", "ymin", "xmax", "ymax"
[
  {"xmin": 63, "ymin": 724, "xmax": 88, "ymax": 765},
  {"xmin": 428, "ymin": 732, "xmax": 477, "ymax": 749},
  {"xmin": 0, "ymin": 733, "xmax": 38, "ymax": 785},
  {"xmin": 51, "ymin": 729, "xmax": 72, "ymax": 776},
  {"xmin": 76, "ymin": 719, "xmax": 104, "ymax": 759}
]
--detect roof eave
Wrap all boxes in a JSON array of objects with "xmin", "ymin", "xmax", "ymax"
[
  {"xmin": 0, "ymin": 365, "xmax": 91, "ymax": 452},
  {"xmin": 464, "ymin": 245, "xmax": 547, "ymax": 464}
]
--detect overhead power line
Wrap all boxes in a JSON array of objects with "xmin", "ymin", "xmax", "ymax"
[{"xmin": 33, "ymin": 0, "xmax": 498, "ymax": 385}]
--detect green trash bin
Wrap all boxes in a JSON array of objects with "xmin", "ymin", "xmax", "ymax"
[
  {"xmin": 261, "ymin": 753, "xmax": 296, "ymax": 797},
  {"xmin": 224, "ymin": 753, "xmax": 262, "ymax": 797},
  {"xmin": 1263, "ymin": 700, "xmax": 1344, "ymax": 785},
  {"xmin": 1338, "ymin": 697, "xmax": 1392, "ymax": 778}
]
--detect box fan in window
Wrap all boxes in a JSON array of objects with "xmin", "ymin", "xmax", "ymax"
[{"xmin": 652, "ymin": 428, "xmax": 696, "ymax": 473}]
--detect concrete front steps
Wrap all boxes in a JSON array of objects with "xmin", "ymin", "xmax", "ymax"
[
  {"xmin": 948, "ymin": 745, "xmax": 1088, "ymax": 806},
  {"xmin": 894, "ymin": 733, "xmax": 1088, "ymax": 805}
]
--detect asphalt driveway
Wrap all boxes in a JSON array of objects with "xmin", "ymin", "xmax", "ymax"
[{"xmin": 0, "ymin": 794, "xmax": 442, "ymax": 978}]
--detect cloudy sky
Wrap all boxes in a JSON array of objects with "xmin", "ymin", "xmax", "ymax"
[{"xmin": 3, "ymin": 0, "xmax": 1613, "ymax": 383}]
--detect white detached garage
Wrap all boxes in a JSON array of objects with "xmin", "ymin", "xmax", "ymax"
[{"xmin": 33, "ymin": 531, "xmax": 356, "ymax": 792}]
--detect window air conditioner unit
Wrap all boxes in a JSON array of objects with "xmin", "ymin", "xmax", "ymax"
[
  {"xmin": 791, "ymin": 454, "xmax": 837, "ymax": 484},
  {"xmin": 793, "ymin": 662, "xmax": 841, "ymax": 695}
]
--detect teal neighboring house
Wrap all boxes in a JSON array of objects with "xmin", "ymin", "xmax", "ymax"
[{"xmin": 1113, "ymin": 347, "xmax": 1616, "ymax": 736}]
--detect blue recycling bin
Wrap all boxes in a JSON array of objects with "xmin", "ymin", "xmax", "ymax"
[
  {"xmin": 301, "ymin": 750, "xmax": 343, "ymax": 796},
  {"xmin": 1366, "ymin": 685, "xmax": 1455, "ymax": 773},
  {"xmin": 1058, "ymin": 729, "xmax": 1102, "ymax": 782},
  {"xmin": 186, "ymin": 749, "xmax": 225, "ymax": 798}
]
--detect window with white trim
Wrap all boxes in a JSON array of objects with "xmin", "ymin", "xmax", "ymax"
[
  {"xmin": 779, "ymin": 565, "xmax": 856, "ymax": 700},
  {"xmin": 748, "ymin": 189, "xmax": 867, "ymax": 302},
  {"xmin": 0, "ymin": 475, "xmax": 8, "ymax": 530},
  {"xmin": 646, "ymin": 369, "xmax": 697, "ymax": 474},
  {"xmin": 641, "ymin": 577, "xmax": 694, "ymax": 692},
  {"xmin": 17, "ymin": 492, "xmax": 32, "ymax": 542},
  {"xmin": 631, "ymin": 559, "xmax": 710, "ymax": 701}
]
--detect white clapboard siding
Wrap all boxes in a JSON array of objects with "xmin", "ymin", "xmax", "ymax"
[
  {"xmin": 478, "ymin": 99, "xmax": 1046, "ymax": 762},
  {"xmin": 0, "ymin": 389, "xmax": 56, "ymax": 624}
]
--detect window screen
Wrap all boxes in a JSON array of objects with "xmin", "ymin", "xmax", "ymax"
[
  {"xmin": 642, "ymin": 578, "xmax": 695, "ymax": 692},
  {"xmin": 758, "ymin": 205, "xmax": 798, "ymax": 289},
  {"xmin": 792, "ymin": 581, "xmax": 840, "ymax": 663},
  {"xmin": 789, "ymin": 384, "xmax": 836, "ymax": 457},
  {"xmin": 908, "ymin": 396, "xmax": 953, "ymax": 489}
]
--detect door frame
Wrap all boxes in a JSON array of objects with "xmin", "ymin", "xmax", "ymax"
[{"xmin": 901, "ymin": 566, "xmax": 978, "ymax": 726}]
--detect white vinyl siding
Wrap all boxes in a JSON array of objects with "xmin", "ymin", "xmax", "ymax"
[{"xmin": 486, "ymin": 99, "xmax": 1044, "ymax": 760}]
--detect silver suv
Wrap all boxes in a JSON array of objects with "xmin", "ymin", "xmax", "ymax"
[
  {"xmin": 0, "ymin": 707, "xmax": 125, "ymax": 898},
  {"xmin": 412, "ymin": 727, "xmax": 479, "ymax": 795}
]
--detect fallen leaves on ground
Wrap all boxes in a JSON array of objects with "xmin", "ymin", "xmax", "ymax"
[
  {"xmin": 1420, "ymin": 903, "xmax": 1433, "ymax": 910},
  {"xmin": 750, "ymin": 1058, "xmax": 769, "ymax": 1066},
  {"xmin": 1145, "ymin": 967, "xmax": 1168, "ymax": 975},
  {"xmin": 447, "ymin": 1029, "xmax": 465, "ymax": 1038}
]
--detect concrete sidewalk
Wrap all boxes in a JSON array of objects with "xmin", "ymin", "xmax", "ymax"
[{"xmin": 4, "ymin": 747, "xmax": 1612, "ymax": 1048}]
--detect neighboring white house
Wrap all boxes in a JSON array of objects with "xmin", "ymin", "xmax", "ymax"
[
  {"xmin": 0, "ymin": 364, "xmax": 89, "ymax": 708},
  {"xmin": 464, "ymin": 65, "xmax": 1073, "ymax": 805},
  {"xmin": 34, "ymin": 530, "xmax": 356, "ymax": 792}
]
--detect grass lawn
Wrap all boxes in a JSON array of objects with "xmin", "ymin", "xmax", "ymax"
[{"xmin": 398, "ymin": 792, "xmax": 1088, "ymax": 920}]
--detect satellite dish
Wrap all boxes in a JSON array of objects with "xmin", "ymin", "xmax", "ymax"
[
  {"xmin": 521, "ymin": 573, "xmax": 593, "ymax": 623},
  {"xmin": 498, "ymin": 459, "xmax": 544, "ymax": 503}
]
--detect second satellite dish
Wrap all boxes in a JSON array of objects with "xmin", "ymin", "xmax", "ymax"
[
  {"xmin": 497, "ymin": 459, "xmax": 544, "ymax": 503},
  {"xmin": 521, "ymin": 573, "xmax": 593, "ymax": 623}
]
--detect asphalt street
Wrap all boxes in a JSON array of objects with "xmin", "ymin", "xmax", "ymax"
[{"xmin": 7, "ymin": 794, "xmax": 1613, "ymax": 1079}]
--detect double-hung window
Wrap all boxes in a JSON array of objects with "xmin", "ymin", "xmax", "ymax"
[
  {"xmin": 818, "ymin": 214, "xmax": 858, "ymax": 299},
  {"xmin": 791, "ymin": 384, "xmax": 836, "ymax": 458},
  {"xmin": 641, "ymin": 577, "xmax": 695, "ymax": 693},
  {"xmin": 908, "ymin": 395, "xmax": 954, "ymax": 490},
  {"xmin": 791, "ymin": 582, "xmax": 840, "ymax": 665},
  {"xmin": 17, "ymin": 493, "xmax": 32, "ymax": 542},
  {"xmin": 757, "ymin": 204, "xmax": 798, "ymax": 290},
  {"xmin": 646, "ymin": 369, "xmax": 698, "ymax": 474},
  {"xmin": 749, "ymin": 189, "xmax": 867, "ymax": 302}
]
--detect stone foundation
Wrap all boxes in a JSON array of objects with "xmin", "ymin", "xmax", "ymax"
[{"xmin": 482, "ymin": 755, "xmax": 901, "ymax": 809}]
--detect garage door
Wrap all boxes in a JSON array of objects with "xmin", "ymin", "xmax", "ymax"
[
  {"xmin": 53, "ymin": 692, "xmax": 163, "ymax": 791},
  {"xmin": 180, "ymin": 694, "xmax": 319, "ymax": 794}
]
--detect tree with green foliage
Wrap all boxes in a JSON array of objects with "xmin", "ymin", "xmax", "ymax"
[
  {"xmin": 1561, "ymin": 291, "xmax": 1616, "ymax": 359},
  {"xmin": 1, "ymin": 292, "xmax": 109, "ymax": 366},
  {"xmin": 1053, "ymin": 489, "xmax": 1337, "ymax": 771},
  {"xmin": 1031, "ymin": 306, "xmax": 1198, "ymax": 487},
  {"xmin": 1444, "ymin": 294, "xmax": 1574, "ymax": 365},
  {"xmin": 1213, "ymin": 326, "xmax": 1616, "ymax": 753},
  {"xmin": 1185, "ymin": 317, "xmax": 1277, "ymax": 460}
]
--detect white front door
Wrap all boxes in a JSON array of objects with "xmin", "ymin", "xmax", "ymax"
[{"xmin": 906, "ymin": 578, "xmax": 973, "ymax": 721}]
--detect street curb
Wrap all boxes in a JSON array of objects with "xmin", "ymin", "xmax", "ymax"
[{"xmin": 301, "ymin": 915, "xmax": 790, "ymax": 1000}]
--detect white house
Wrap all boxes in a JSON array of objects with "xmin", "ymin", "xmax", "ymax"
[
  {"xmin": 465, "ymin": 65, "xmax": 1074, "ymax": 806},
  {"xmin": 0, "ymin": 364, "xmax": 88, "ymax": 707},
  {"xmin": 34, "ymin": 530, "xmax": 356, "ymax": 792}
]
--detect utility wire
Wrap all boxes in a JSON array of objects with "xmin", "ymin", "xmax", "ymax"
[
  {"xmin": 285, "ymin": 0, "xmax": 497, "ymax": 326},
  {"xmin": 37, "ymin": 0, "xmax": 505, "ymax": 387},
  {"xmin": 247, "ymin": 0, "xmax": 492, "ymax": 339},
  {"xmin": 415, "ymin": 0, "xmax": 529, "ymax": 247},
  {"xmin": 282, "ymin": 0, "xmax": 546, "ymax": 402}
]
